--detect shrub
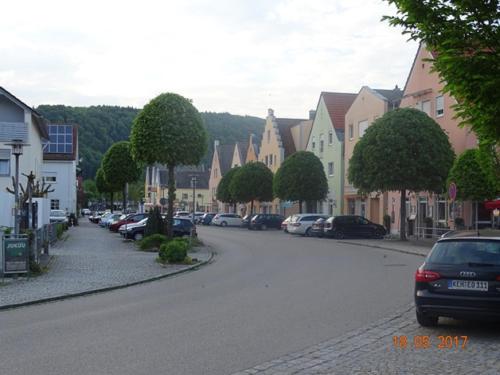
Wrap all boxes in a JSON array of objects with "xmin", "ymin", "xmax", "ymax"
[
  {"xmin": 145, "ymin": 207, "xmax": 165, "ymax": 236},
  {"xmin": 139, "ymin": 234, "xmax": 168, "ymax": 251},
  {"xmin": 159, "ymin": 238, "xmax": 189, "ymax": 263},
  {"xmin": 56, "ymin": 223, "xmax": 64, "ymax": 239}
]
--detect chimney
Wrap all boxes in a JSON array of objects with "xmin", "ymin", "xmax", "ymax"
[
  {"xmin": 214, "ymin": 139, "xmax": 220, "ymax": 149},
  {"xmin": 309, "ymin": 110, "xmax": 316, "ymax": 120},
  {"xmin": 267, "ymin": 108, "xmax": 274, "ymax": 117}
]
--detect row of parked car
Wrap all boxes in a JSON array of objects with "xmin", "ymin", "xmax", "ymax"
[
  {"xmin": 88, "ymin": 211, "xmax": 196, "ymax": 241},
  {"xmin": 200, "ymin": 212, "xmax": 387, "ymax": 239}
]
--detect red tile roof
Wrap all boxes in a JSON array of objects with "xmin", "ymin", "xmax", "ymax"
[
  {"xmin": 275, "ymin": 118, "xmax": 305, "ymax": 157},
  {"xmin": 321, "ymin": 92, "xmax": 357, "ymax": 130}
]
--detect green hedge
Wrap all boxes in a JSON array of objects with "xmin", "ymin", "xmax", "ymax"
[{"xmin": 159, "ymin": 238, "xmax": 189, "ymax": 263}]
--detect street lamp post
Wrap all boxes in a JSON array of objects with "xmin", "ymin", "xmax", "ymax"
[
  {"xmin": 6, "ymin": 140, "xmax": 27, "ymax": 235},
  {"xmin": 190, "ymin": 176, "xmax": 197, "ymax": 223}
]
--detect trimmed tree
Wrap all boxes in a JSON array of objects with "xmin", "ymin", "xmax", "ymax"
[
  {"xmin": 130, "ymin": 93, "xmax": 207, "ymax": 238},
  {"xmin": 274, "ymin": 151, "xmax": 328, "ymax": 213},
  {"xmin": 383, "ymin": 0, "xmax": 500, "ymax": 144},
  {"xmin": 217, "ymin": 166, "xmax": 240, "ymax": 212},
  {"xmin": 95, "ymin": 167, "xmax": 118, "ymax": 212},
  {"xmin": 348, "ymin": 108, "xmax": 455, "ymax": 240},
  {"xmin": 144, "ymin": 206, "xmax": 165, "ymax": 237},
  {"xmin": 230, "ymin": 162, "xmax": 273, "ymax": 215},
  {"xmin": 447, "ymin": 148, "xmax": 497, "ymax": 229},
  {"xmin": 102, "ymin": 141, "xmax": 141, "ymax": 211}
]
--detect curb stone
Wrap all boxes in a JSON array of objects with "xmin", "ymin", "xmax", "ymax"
[
  {"xmin": 0, "ymin": 249, "xmax": 216, "ymax": 311},
  {"xmin": 336, "ymin": 240, "xmax": 428, "ymax": 257}
]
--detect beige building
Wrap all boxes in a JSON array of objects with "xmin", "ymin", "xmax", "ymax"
[
  {"xmin": 208, "ymin": 141, "xmax": 235, "ymax": 212},
  {"xmin": 344, "ymin": 86, "xmax": 402, "ymax": 224},
  {"xmin": 257, "ymin": 109, "xmax": 312, "ymax": 215}
]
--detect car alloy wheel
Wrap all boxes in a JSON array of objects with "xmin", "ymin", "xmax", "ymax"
[
  {"xmin": 221, "ymin": 221, "xmax": 227, "ymax": 227},
  {"xmin": 335, "ymin": 230, "xmax": 345, "ymax": 239},
  {"xmin": 304, "ymin": 228, "xmax": 311, "ymax": 237},
  {"xmin": 261, "ymin": 224, "xmax": 267, "ymax": 230},
  {"xmin": 133, "ymin": 232, "xmax": 143, "ymax": 241}
]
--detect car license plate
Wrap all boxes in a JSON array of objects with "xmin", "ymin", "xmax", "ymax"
[{"xmin": 448, "ymin": 280, "xmax": 488, "ymax": 291}]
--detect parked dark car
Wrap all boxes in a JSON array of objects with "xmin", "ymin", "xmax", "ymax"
[
  {"xmin": 123, "ymin": 217, "xmax": 196, "ymax": 241},
  {"xmin": 311, "ymin": 217, "xmax": 326, "ymax": 237},
  {"xmin": 109, "ymin": 213, "xmax": 147, "ymax": 232},
  {"xmin": 241, "ymin": 214, "xmax": 254, "ymax": 228},
  {"xmin": 200, "ymin": 213, "xmax": 216, "ymax": 225},
  {"xmin": 414, "ymin": 236, "xmax": 500, "ymax": 326},
  {"xmin": 323, "ymin": 215, "xmax": 386, "ymax": 239},
  {"xmin": 249, "ymin": 214, "xmax": 285, "ymax": 230}
]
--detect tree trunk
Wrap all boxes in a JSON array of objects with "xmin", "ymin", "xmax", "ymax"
[
  {"xmin": 250, "ymin": 200, "xmax": 254, "ymax": 215},
  {"xmin": 167, "ymin": 164, "xmax": 175, "ymax": 239},
  {"xmin": 122, "ymin": 184, "xmax": 127, "ymax": 212},
  {"xmin": 475, "ymin": 201, "xmax": 478, "ymax": 233},
  {"xmin": 399, "ymin": 189, "xmax": 406, "ymax": 241},
  {"xmin": 299, "ymin": 200, "xmax": 303, "ymax": 214},
  {"xmin": 110, "ymin": 192, "xmax": 114, "ymax": 213}
]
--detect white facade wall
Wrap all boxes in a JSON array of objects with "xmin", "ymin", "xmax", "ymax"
[{"xmin": 42, "ymin": 160, "xmax": 77, "ymax": 214}]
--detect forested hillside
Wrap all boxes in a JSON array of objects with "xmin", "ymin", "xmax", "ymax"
[{"xmin": 37, "ymin": 105, "xmax": 264, "ymax": 179}]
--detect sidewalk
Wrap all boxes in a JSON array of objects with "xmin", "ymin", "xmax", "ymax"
[
  {"xmin": 337, "ymin": 237, "xmax": 434, "ymax": 257},
  {"xmin": 0, "ymin": 221, "xmax": 212, "ymax": 310}
]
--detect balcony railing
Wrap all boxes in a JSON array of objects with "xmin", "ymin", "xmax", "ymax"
[{"xmin": 0, "ymin": 122, "xmax": 28, "ymax": 143}]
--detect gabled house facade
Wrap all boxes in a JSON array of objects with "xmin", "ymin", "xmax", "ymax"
[
  {"xmin": 245, "ymin": 134, "xmax": 260, "ymax": 163},
  {"xmin": 42, "ymin": 123, "xmax": 79, "ymax": 215},
  {"xmin": 306, "ymin": 92, "xmax": 356, "ymax": 216},
  {"xmin": 388, "ymin": 43, "xmax": 477, "ymax": 235},
  {"xmin": 231, "ymin": 141, "xmax": 248, "ymax": 168},
  {"xmin": 0, "ymin": 87, "xmax": 49, "ymax": 228},
  {"xmin": 257, "ymin": 109, "xmax": 311, "ymax": 215},
  {"xmin": 344, "ymin": 86, "xmax": 402, "ymax": 224},
  {"xmin": 208, "ymin": 140, "xmax": 234, "ymax": 212}
]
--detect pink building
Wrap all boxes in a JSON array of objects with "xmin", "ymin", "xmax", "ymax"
[{"xmin": 388, "ymin": 43, "xmax": 477, "ymax": 236}]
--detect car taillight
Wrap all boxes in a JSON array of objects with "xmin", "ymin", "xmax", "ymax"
[
  {"xmin": 415, "ymin": 269, "xmax": 441, "ymax": 282},
  {"xmin": 291, "ymin": 223, "xmax": 301, "ymax": 227},
  {"xmin": 496, "ymin": 275, "xmax": 500, "ymax": 281}
]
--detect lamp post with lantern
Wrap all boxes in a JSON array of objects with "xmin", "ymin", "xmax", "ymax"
[{"xmin": 6, "ymin": 139, "xmax": 28, "ymax": 235}]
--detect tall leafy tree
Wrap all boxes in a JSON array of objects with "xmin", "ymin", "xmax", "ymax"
[
  {"xmin": 216, "ymin": 166, "xmax": 240, "ymax": 212},
  {"xmin": 383, "ymin": 0, "xmax": 500, "ymax": 143},
  {"xmin": 102, "ymin": 141, "xmax": 141, "ymax": 211},
  {"xmin": 230, "ymin": 162, "xmax": 273, "ymax": 215},
  {"xmin": 95, "ymin": 167, "xmax": 118, "ymax": 212},
  {"xmin": 130, "ymin": 93, "xmax": 207, "ymax": 238},
  {"xmin": 448, "ymin": 148, "xmax": 497, "ymax": 228},
  {"xmin": 82, "ymin": 179, "xmax": 98, "ymax": 206},
  {"xmin": 348, "ymin": 108, "xmax": 455, "ymax": 240},
  {"xmin": 274, "ymin": 151, "xmax": 328, "ymax": 213}
]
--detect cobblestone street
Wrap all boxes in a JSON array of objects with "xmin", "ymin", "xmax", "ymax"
[
  {"xmin": 234, "ymin": 305, "xmax": 500, "ymax": 375},
  {"xmin": 0, "ymin": 220, "xmax": 211, "ymax": 308}
]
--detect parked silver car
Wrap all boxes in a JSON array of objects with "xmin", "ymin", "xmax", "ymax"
[{"xmin": 287, "ymin": 214, "xmax": 329, "ymax": 236}]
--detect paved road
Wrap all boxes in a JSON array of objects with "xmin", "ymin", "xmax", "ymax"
[{"xmin": 0, "ymin": 226, "xmax": 422, "ymax": 375}]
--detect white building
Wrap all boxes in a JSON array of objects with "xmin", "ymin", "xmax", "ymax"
[
  {"xmin": 42, "ymin": 124, "xmax": 79, "ymax": 214},
  {"xmin": 0, "ymin": 87, "xmax": 49, "ymax": 229}
]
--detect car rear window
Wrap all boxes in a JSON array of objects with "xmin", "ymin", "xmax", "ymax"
[{"xmin": 427, "ymin": 240, "xmax": 500, "ymax": 266}]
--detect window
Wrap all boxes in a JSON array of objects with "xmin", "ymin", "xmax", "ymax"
[
  {"xmin": 214, "ymin": 168, "xmax": 217, "ymax": 178},
  {"xmin": 348, "ymin": 124, "xmax": 354, "ymax": 140},
  {"xmin": 312, "ymin": 136, "xmax": 316, "ymax": 149},
  {"xmin": 274, "ymin": 155, "xmax": 277, "ymax": 165},
  {"xmin": 0, "ymin": 149, "xmax": 10, "ymax": 176},
  {"xmin": 182, "ymin": 193, "xmax": 188, "ymax": 200},
  {"xmin": 47, "ymin": 124, "xmax": 73, "ymax": 154},
  {"xmin": 50, "ymin": 199, "xmax": 60, "ymax": 210},
  {"xmin": 44, "ymin": 175, "xmax": 57, "ymax": 183},
  {"xmin": 265, "ymin": 155, "xmax": 269, "ymax": 165},
  {"xmin": 328, "ymin": 131, "xmax": 333, "ymax": 145},
  {"xmin": 358, "ymin": 120, "xmax": 368, "ymax": 137},
  {"xmin": 267, "ymin": 130, "xmax": 271, "ymax": 143},
  {"xmin": 328, "ymin": 162, "xmax": 334, "ymax": 176},
  {"xmin": 422, "ymin": 100, "xmax": 431, "ymax": 116},
  {"xmin": 436, "ymin": 96, "xmax": 444, "ymax": 117},
  {"xmin": 319, "ymin": 134, "xmax": 324, "ymax": 153}
]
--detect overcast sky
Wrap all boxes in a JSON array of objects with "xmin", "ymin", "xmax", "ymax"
[{"xmin": 0, "ymin": 0, "xmax": 418, "ymax": 118}]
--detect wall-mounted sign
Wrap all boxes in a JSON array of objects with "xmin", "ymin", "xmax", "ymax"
[
  {"xmin": 3, "ymin": 238, "xmax": 29, "ymax": 274},
  {"xmin": 448, "ymin": 182, "xmax": 457, "ymax": 201}
]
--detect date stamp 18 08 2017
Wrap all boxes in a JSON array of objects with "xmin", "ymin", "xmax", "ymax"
[{"xmin": 392, "ymin": 335, "xmax": 468, "ymax": 350}]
